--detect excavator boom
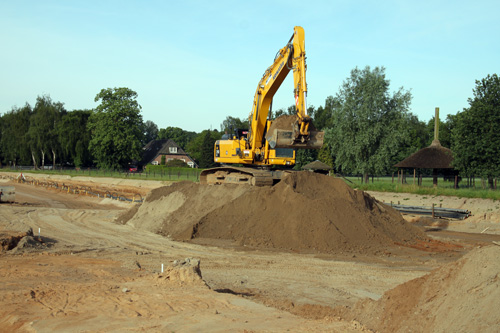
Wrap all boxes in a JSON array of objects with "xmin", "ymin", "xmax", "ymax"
[{"xmin": 249, "ymin": 26, "xmax": 323, "ymax": 151}]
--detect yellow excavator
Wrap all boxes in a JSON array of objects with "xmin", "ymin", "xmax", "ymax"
[{"xmin": 200, "ymin": 26, "xmax": 324, "ymax": 186}]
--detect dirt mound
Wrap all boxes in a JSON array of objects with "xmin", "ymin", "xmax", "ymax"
[
  {"xmin": 11, "ymin": 236, "xmax": 47, "ymax": 253},
  {"xmin": 123, "ymin": 181, "xmax": 251, "ymax": 237},
  {"xmin": 344, "ymin": 245, "xmax": 500, "ymax": 332},
  {"xmin": 155, "ymin": 258, "xmax": 207, "ymax": 287},
  {"xmin": 188, "ymin": 172, "xmax": 424, "ymax": 254},
  {"xmin": 123, "ymin": 172, "xmax": 424, "ymax": 254},
  {"xmin": 0, "ymin": 228, "xmax": 48, "ymax": 254},
  {"xmin": 1, "ymin": 228, "xmax": 34, "ymax": 252}
]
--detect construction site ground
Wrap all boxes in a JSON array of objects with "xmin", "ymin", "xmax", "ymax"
[{"xmin": 1, "ymin": 172, "xmax": 499, "ymax": 332}]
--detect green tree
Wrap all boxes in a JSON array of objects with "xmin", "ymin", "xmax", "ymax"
[
  {"xmin": 294, "ymin": 149, "xmax": 317, "ymax": 170},
  {"xmin": 185, "ymin": 129, "xmax": 221, "ymax": 166},
  {"xmin": 270, "ymin": 105, "xmax": 296, "ymax": 120},
  {"xmin": 142, "ymin": 120, "xmax": 159, "ymax": 146},
  {"xmin": 199, "ymin": 130, "xmax": 216, "ymax": 168},
  {"xmin": 452, "ymin": 74, "xmax": 500, "ymax": 188},
  {"xmin": 309, "ymin": 97, "xmax": 336, "ymax": 130},
  {"xmin": 324, "ymin": 66, "xmax": 412, "ymax": 182},
  {"xmin": 220, "ymin": 116, "xmax": 249, "ymax": 133},
  {"xmin": 157, "ymin": 126, "xmax": 197, "ymax": 150},
  {"xmin": 27, "ymin": 95, "xmax": 65, "ymax": 169},
  {"xmin": 57, "ymin": 110, "xmax": 92, "ymax": 167},
  {"xmin": 270, "ymin": 105, "xmax": 317, "ymax": 122},
  {"xmin": 88, "ymin": 87, "xmax": 144, "ymax": 169},
  {"xmin": 394, "ymin": 113, "xmax": 431, "ymax": 165},
  {"xmin": 0, "ymin": 104, "xmax": 32, "ymax": 166},
  {"xmin": 317, "ymin": 142, "xmax": 334, "ymax": 169}
]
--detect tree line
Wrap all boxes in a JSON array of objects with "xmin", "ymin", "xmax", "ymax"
[
  {"xmin": 0, "ymin": 88, "xmax": 223, "ymax": 169},
  {"xmin": 1, "ymin": 70, "xmax": 498, "ymax": 187}
]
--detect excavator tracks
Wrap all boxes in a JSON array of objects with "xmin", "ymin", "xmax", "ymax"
[{"xmin": 200, "ymin": 167, "xmax": 283, "ymax": 186}]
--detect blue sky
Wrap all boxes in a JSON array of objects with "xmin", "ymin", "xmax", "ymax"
[{"xmin": 1, "ymin": 0, "xmax": 498, "ymax": 133}]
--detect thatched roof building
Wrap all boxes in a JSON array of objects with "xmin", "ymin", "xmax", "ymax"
[
  {"xmin": 394, "ymin": 140, "xmax": 453, "ymax": 169},
  {"xmin": 394, "ymin": 108, "xmax": 456, "ymax": 187}
]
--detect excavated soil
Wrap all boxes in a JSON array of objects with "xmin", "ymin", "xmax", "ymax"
[
  {"xmin": 341, "ymin": 244, "xmax": 500, "ymax": 332},
  {"xmin": 267, "ymin": 114, "xmax": 318, "ymax": 134},
  {"xmin": 0, "ymin": 229, "xmax": 34, "ymax": 252},
  {"xmin": 124, "ymin": 172, "xmax": 426, "ymax": 254},
  {"xmin": 267, "ymin": 114, "xmax": 298, "ymax": 134}
]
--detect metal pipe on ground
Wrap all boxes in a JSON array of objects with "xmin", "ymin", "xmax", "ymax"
[{"xmin": 386, "ymin": 203, "xmax": 471, "ymax": 220}]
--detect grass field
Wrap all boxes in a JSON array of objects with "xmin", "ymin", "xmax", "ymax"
[{"xmin": 344, "ymin": 176, "xmax": 500, "ymax": 200}]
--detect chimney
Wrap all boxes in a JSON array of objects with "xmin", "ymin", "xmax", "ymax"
[{"xmin": 431, "ymin": 107, "xmax": 441, "ymax": 146}]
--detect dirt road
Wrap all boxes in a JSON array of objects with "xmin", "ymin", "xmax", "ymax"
[{"xmin": 1, "ymin": 174, "xmax": 498, "ymax": 332}]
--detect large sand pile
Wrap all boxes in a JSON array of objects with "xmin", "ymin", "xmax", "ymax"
[
  {"xmin": 344, "ymin": 245, "xmax": 500, "ymax": 332},
  {"xmin": 123, "ymin": 172, "xmax": 425, "ymax": 254},
  {"xmin": 188, "ymin": 172, "xmax": 424, "ymax": 253},
  {"xmin": 123, "ymin": 181, "xmax": 251, "ymax": 237}
]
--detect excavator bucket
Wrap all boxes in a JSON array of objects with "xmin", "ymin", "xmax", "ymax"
[
  {"xmin": 267, "ymin": 128, "xmax": 324, "ymax": 149},
  {"xmin": 266, "ymin": 115, "xmax": 324, "ymax": 149}
]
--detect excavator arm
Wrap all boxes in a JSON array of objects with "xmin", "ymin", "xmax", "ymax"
[
  {"xmin": 291, "ymin": 26, "xmax": 308, "ymax": 122},
  {"xmin": 248, "ymin": 26, "xmax": 323, "ymax": 151}
]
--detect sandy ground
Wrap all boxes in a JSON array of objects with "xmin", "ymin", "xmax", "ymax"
[
  {"xmin": 368, "ymin": 191, "xmax": 500, "ymax": 234},
  {"xmin": 1, "ymin": 173, "xmax": 499, "ymax": 332}
]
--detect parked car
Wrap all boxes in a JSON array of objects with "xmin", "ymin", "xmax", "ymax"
[{"xmin": 128, "ymin": 165, "xmax": 138, "ymax": 173}]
